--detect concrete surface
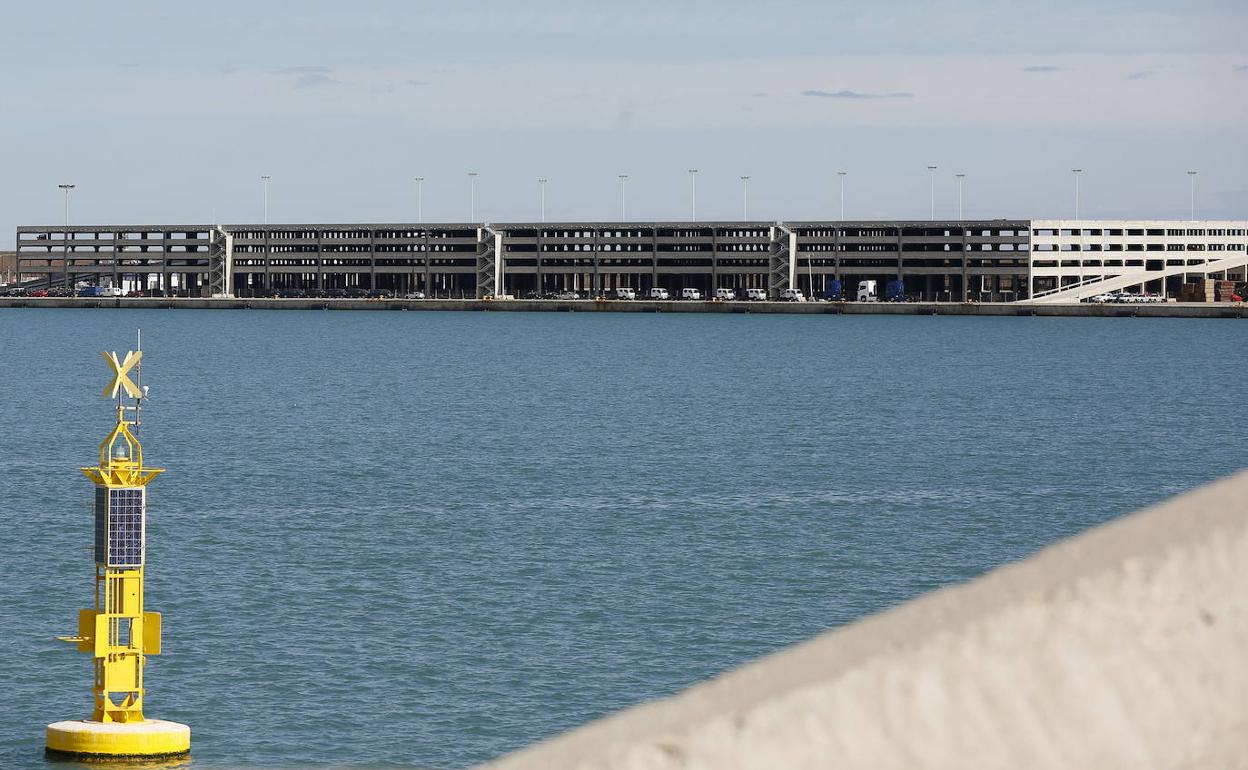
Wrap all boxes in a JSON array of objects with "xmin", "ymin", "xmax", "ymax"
[
  {"xmin": 478, "ymin": 470, "xmax": 1248, "ymax": 770},
  {"xmin": 0, "ymin": 297, "xmax": 1244, "ymax": 318}
]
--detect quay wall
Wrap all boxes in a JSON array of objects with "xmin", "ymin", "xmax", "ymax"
[
  {"xmin": 0, "ymin": 297, "xmax": 1244, "ymax": 318},
  {"xmin": 477, "ymin": 470, "xmax": 1248, "ymax": 770}
]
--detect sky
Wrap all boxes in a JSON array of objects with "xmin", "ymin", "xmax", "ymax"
[{"xmin": 2, "ymin": 0, "xmax": 1246, "ymax": 245}]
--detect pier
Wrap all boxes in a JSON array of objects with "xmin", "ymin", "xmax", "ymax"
[
  {"xmin": 0, "ymin": 296, "xmax": 1244, "ymax": 318},
  {"xmin": 478, "ymin": 470, "xmax": 1248, "ymax": 770}
]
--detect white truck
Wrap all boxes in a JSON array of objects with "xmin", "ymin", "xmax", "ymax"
[
  {"xmin": 715, "ymin": 287, "xmax": 736, "ymax": 301},
  {"xmin": 649, "ymin": 287, "xmax": 670, "ymax": 300},
  {"xmin": 856, "ymin": 280, "xmax": 879, "ymax": 302},
  {"xmin": 681, "ymin": 287, "xmax": 702, "ymax": 300},
  {"xmin": 615, "ymin": 287, "xmax": 636, "ymax": 300}
]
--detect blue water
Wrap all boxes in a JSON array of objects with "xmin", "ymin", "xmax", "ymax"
[{"xmin": 2, "ymin": 309, "xmax": 1245, "ymax": 769}]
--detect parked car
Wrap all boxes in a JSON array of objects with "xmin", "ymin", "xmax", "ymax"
[
  {"xmin": 403, "ymin": 291, "xmax": 426, "ymax": 299},
  {"xmin": 649, "ymin": 288, "xmax": 670, "ymax": 300},
  {"xmin": 344, "ymin": 287, "xmax": 369, "ymax": 298},
  {"xmin": 780, "ymin": 288, "xmax": 806, "ymax": 302},
  {"xmin": 680, "ymin": 287, "xmax": 702, "ymax": 300},
  {"xmin": 614, "ymin": 287, "xmax": 636, "ymax": 300},
  {"xmin": 715, "ymin": 288, "xmax": 736, "ymax": 301},
  {"xmin": 745, "ymin": 288, "xmax": 768, "ymax": 301},
  {"xmin": 556, "ymin": 290, "xmax": 581, "ymax": 300}
]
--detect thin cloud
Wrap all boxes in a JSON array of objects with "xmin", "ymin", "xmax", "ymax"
[
  {"xmin": 1126, "ymin": 70, "xmax": 1153, "ymax": 80},
  {"xmin": 802, "ymin": 89, "xmax": 913, "ymax": 99},
  {"xmin": 1234, "ymin": 64, "xmax": 1248, "ymax": 72},
  {"xmin": 1020, "ymin": 65, "xmax": 1062, "ymax": 73},
  {"xmin": 276, "ymin": 66, "xmax": 339, "ymax": 89}
]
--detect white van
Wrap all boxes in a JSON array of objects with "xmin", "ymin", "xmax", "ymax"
[
  {"xmin": 615, "ymin": 287, "xmax": 636, "ymax": 300},
  {"xmin": 780, "ymin": 288, "xmax": 806, "ymax": 302},
  {"xmin": 745, "ymin": 288, "xmax": 768, "ymax": 301},
  {"xmin": 856, "ymin": 280, "xmax": 879, "ymax": 302},
  {"xmin": 715, "ymin": 288, "xmax": 736, "ymax": 301},
  {"xmin": 681, "ymin": 287, "xmax": 702, "ymax": 300},
  {"xmin": 649, "ymin": 287, "xmax": 670, "ymax": 300}
]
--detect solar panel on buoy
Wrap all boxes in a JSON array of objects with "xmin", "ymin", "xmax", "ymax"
[{"xmin": 92, "ymin": 487, "xmax": 145, "ymax": 568}]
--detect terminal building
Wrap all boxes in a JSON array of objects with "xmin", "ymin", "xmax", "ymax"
[{"xmin": 13, "ymin": 218, "xmax": 1248, "ymax": 302}]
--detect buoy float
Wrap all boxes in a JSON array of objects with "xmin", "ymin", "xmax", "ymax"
[{"xmin": 47, "ymin": 334, "xmax": 190, "ymax": 758}]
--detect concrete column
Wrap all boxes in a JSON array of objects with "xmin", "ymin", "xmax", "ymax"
[
  {"xmin": 263, "ymin": 227, "xmax": 271, "ymax": 292},
  {"xmin": 369, "ymin": 228, "xmax": 377, "ymax": 291},
  {"xmin": 424, "ymin": 231, "xmax": 432, "ymax": 295},
  {"xmin": 961, "ymin": 225, "xmax": 970, "ymax": 302},
  {"xmin": 317, "ymin": 230, "xmax": 325, "ymax": 292}
]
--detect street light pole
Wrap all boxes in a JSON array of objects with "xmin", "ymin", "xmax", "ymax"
[
  {"xmin": 1188, "ymin": 170, "xmax": 1198, "ymax": 220},
  {"xmin": 955, "ymin": 173, "xmax": 966, "ymax": 220},
  {"xmin": 837, "ymin": 171, "xmax": 846, "ymax": 220},
  {"xmin": 538, "ymin": 178, "xmax": 548, "ymax": 223},
  {"xmin": 740, "ymin": 176, "xmax": 750, "ymax": 220},
  {"xmin": 414, "ymin": 177, "xmax": 424, "ymax": 224},
  {"xmin": 688, "ymin": 169, "xmax": 698, "ymax": 221},
  {"xmin": 927, "ymin": 165, "xmax": 937, "ymax": 219},
  {"xmin": 1072, "ymin": 168, "xmax": 1082, "ymax": 220},
  {"xmin": 618, "ymin": 175, "xmax": 628, "ymax": 221},
  {"xmin": 467, "ymin": 172, "xmax": 478, "ymax": 221},
  {"xmin": 58, "ymin": 183, "xmax": 75, "ymax": 291},
  {"xmin": 260, "ymin": 175, "xmax": 271, "ymax": 225}
]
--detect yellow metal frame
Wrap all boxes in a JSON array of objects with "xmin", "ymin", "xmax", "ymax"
[{"xmin": 58, "ymin": 348, "xmax": 166, "ymax": 724}]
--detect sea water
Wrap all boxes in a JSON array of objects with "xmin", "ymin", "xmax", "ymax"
[{"xmin": 2, "ymin": 309, "xmax": 1244, "ymax": 769}]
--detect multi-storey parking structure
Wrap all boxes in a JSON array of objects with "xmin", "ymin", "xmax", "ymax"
[{"xmin": 14, "ymin": 219, "xmax": 1247, "ymax": 302}]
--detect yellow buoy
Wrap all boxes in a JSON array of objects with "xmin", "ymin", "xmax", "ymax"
[{"xmin": 47, "ymin": 337, "xmax": 190, "ymax": 758}]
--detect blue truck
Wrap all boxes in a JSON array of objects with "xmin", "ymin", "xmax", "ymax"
[
  {"xmin": 885, "ymin": 279, "xmax": 907, "ymax": 302},
  {"xmin": 822, "ymin": 279, "xmax": 843, "ymax": 301}
]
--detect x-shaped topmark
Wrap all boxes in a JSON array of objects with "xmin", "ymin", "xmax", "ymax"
[{"xmin": 102, "ymin": 350, "xmax": 143, "ymax": 400}]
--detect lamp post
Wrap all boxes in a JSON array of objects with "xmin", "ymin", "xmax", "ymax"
[
  {"xmin": 1072, "ymin": 168, "xmax": 1082, "ymax": 220},
  {"xmin": 414, "ymin": 177, "xmax": 424, "ymax": 224},
  {"xmin": 688, "ymin": 169, "xmax": 698, "ymax": 221},
  {"xmin": 955, "ymin": 173, "xmax": 966, "ymax": 220},
  {"xmin": 927, "ymin": 165, "xmax": 937, "ymax": 219},
  {"xmin": 58, "ymin": 183, "xmax": 75, "ymax": 290},
  {"xmin": 467, "ymin": 172, "xmax": 478, "ymax": 221},
  {"xmin": 837, "ymin": 171, "xmax": 846, "ymax": 220},
  {"xmin": 740, "ymin": 176, "xmax": 750, "ymax": 220},
  {"xmin": 538, "ymin": 178, "xmax": 548, "ymax": 223},
  {"xmin": 260, "ymin": 175, "xmax": 271, "ymax": 225},
  {"xmin": 1188, "ymin": 170, "xmax": 1197, "ymax": 220},
  {"xmin": 618, "ymin": 175, "xmax": 628, "ymax": 221}
]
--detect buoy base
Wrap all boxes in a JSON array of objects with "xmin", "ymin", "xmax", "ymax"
[{"xmin": 46, "ymin": 719, "xmax": 190, "ymax": 758}]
